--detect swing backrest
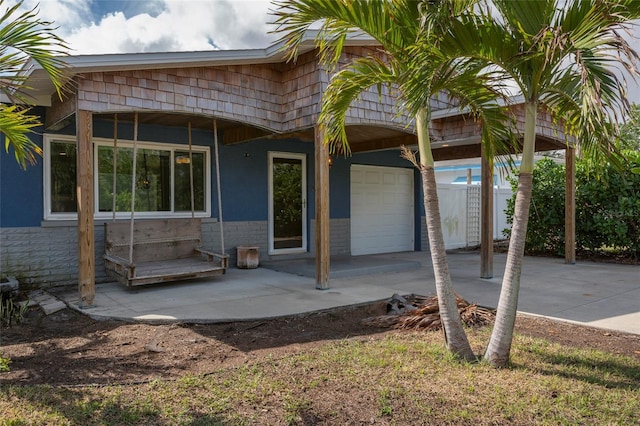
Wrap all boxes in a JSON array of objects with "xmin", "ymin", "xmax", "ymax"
[{"xmin": 104, "ymin": 218, "xmax": 202, "ymax": 264}]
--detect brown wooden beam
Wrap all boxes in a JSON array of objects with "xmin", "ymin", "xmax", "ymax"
[
  {"xmin": 267, "ymin": 130, "xmax": 314, "ymax": 142},
  {"xmin": 480, "ymin": 150, "xmax": 494, "ymax": 278},
  {"xmin": 565, "ymin": 147, "xmax": 576, "ymax": 264},
  {"xmin": 76, "ymin": 109, "xmax": 95, "ymax": 307},
  {"xmin": 432, "ymin": 144, "xmax": 482, "ymax": 161},
  {"xmin": 349, "ymin": 134, "xmax": 417, "ymax": 153},
  {"xmin": 534, "ymin": 137, "xmax": 566, "ymax": 152},
  {"xmin": 222, "ymin": 126, "xmax": 272, "ymax": 145},
  {"xmin": 430, "ymin": 137, "xmax": 566, "ymax": 162},
  {"xmin": 315, "ymin": 126, "xmax": 330, "ymax": 289}
]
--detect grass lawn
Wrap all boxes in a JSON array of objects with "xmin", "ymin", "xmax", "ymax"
[{"xmin": 1, "ymin": 326, "xmax": 639, "ymax": 425}]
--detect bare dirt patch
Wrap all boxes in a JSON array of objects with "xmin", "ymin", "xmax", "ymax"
[{"xmin": 1, "ymin": 302, "xmax": 639, "ymax": 387}]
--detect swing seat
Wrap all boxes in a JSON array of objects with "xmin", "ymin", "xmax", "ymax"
[{"xmin": 104, "ymin": 218, "xmax": 229, "ymax": 287}]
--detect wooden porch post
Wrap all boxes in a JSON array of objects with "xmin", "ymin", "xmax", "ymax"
[
  {"xmin": 77, "ymin": 109, "xmax": 95, "ymax": 307},
  {"xmin": 565, "ymin": 146, "xmax": 576, "ymax": 264},
  {"xmin": 315, "ymin": 126, "xmax": 330, "ymax": 289},
  {"xmin": 480, "ymin": 149, "xmax": 494, "ymax": 278}
]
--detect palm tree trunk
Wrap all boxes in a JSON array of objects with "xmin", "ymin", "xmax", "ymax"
[
  {"xmin": 417, "ymin": 108, "xmax": 475, "ymax": 361},
  {"xmin": 421, "ymin": 167, "xmax": 475, "ymax": 360},
  {"xmin": 483, "ymin": 171, "xmax": 532, "ymax": 366},
  {"xmin": 484, "ymin": 101, "xmax": 537, "ymax": 367}
]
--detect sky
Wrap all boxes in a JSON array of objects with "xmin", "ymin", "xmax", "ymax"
[
  {"xmin": 6, "ymin": 0, "xmax": 640, "ymax": 103},
  {"xmin": 10, "ymin": 0, "xmax": 279, "ymax": 54}
]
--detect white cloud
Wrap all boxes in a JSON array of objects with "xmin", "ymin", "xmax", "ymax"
[
  {"xmin": 6, "ymin": 0, "xmax": 91, "ymax": 29},
  {"xmin": 5, "ymin": 0, "xmax": 278, "ymax": 54}
]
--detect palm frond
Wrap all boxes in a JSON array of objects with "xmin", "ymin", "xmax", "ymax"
[
  {"xmin": 0, "ymin": 0, "xmax": 70, "ymax": 168},
  {"xmin": 0, "ymin": 104, "xmax": 41, "ymax": 169},
  {"xmin": 271, "ymin": 0, "xmax": 415, "ymax": 68},
  {"xmin": 437, "ymin": 10, "xmax": 531, "ymax": 97},
  {"xmin": 492, "ymin": 0, "xmax": 554, "ymax": 39},
  {"xmin": 474, "ymin": 0, "xmax": 640, "ymax": 167},
  {"xmin": 0, "ymin": 0, "xmax": 70, "ymax": 102},
  {"xmin": 453, "ymin": 93, "xmax": 517, "ymax": 168},
  {"xmin": 319, "ymin": 56, "xmax": 397, "ymax": 155},
  {"xmin": 402, "ymin": 13, "xmax": 519, "ymax": 168},
  {"xmin": 542, "ymin": 1, "xmax": 640, "ymax": 162}
]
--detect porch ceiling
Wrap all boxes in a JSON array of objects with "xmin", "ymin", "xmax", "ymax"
[
  {"xmin": 87, "ymin": 112, "xmax": 567, "ymax": 160},
  {"xmin": 90, "ymin": 113, "xmax": 419, "ymax": 149},
  {"xmin": 341, "ymin": 126, "xmax": 568, "ymax": 160},
  {"xmin": 92, "ymin": 112, "xmax": 275, "ymax": 145},
  {"xmin": 95, "ymin": 112, "xmax": 240, "ymax": 132}
]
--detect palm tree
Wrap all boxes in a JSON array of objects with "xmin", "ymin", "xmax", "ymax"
[
  {"xmin": 440, "ymin": 0, "xmax": 640, "ymax": 367},
  {"xmin": 0, "ymin": 0, "xmax": 68, "ymax": 169},
  {"xmin": 272, "ymin": 0, "xmax": 515, "ymax": 361}
]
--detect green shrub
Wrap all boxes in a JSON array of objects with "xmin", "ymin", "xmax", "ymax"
[
  {"xmin": 504, "ymin": 151, "xmax": 640, "ymax": 259},
  {"xmin": 576, "ymin": 150, "xmax": 640, "ymax": 257},
  {"xmin": 504, "ymin": 158, "xmax": 566, "ymax": 255}
]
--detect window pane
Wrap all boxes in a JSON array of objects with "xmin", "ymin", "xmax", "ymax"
[
  {"xmin": 174, "ymin": 151, "xmax": 205, "ymax": 212},
  {"xmin": 98, "ymin": 146, "xmax": 171, "ymax": 212},
  {"xmin": 50, "ymin": 141, "xmax": 77, "ymax": 213},
  {"xmin": 98, "ymin": 145, "xmax": 130, "ymax": 212}
]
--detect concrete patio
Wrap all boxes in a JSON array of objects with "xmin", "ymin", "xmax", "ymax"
[{"xmin": 51, "ymin": 251, "xmax": 640, "ymax": 335}]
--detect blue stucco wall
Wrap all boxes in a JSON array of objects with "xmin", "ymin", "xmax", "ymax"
[
  {"xmin": 219, "ymin": 138, "xmax": 315, "ymax": 222},
  {"xmin": 0, "ymin": 116, "xmax": 45, "ymax": 228}
]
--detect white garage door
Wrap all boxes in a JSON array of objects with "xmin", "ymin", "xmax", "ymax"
[{"xmin": 351, "ymin": 165, "xmax": 414, "ymax": 255}]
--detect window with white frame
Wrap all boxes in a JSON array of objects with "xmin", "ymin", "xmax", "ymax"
[{"xmin": 44, "ymin": 135, "xmax": 211, "ymax": 220}]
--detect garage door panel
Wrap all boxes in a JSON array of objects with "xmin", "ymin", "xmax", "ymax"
[
  {"xmin": 382, "ymin": 172, "xmax": 396, "ymax": 185},
  {"xmin": 397, "ymin": 173, "xmax": 412, "ymax": 185},
  {"xmin": 365, "ymin": 171, "xmax": 380, "ymax": 184},
  {"xmin": 351, "ymin": 165, "xmax": 414, "ymax": 256},
  {"xmin": 382, "ymin": 195, "xmax": 396, "ymax": 206},
  {"xmin": 351, "ymin": 168, "xmax": 364, "ymax": 183}
]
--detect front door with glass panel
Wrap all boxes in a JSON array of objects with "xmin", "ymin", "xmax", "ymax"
[{"xmin": 268, "ymin": 152, "xmax": 307, "ymax": 254}]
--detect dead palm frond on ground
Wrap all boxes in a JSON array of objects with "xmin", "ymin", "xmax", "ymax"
[{"xmin": 363, "ymin": 293, "xmax": 495, "ymax": 331}]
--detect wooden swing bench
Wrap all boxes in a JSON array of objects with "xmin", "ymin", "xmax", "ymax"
[{"xmin": 104, "ymin": 218, "xmax": 229, "ymax": 287}]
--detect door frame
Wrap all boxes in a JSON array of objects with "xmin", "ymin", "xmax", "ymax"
[{"xmin": 268, "ymin": 151, "xmax": 307, "ymax": 255}]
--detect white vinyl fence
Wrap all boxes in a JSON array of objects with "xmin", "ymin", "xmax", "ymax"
[{"xmin": 436, "ymin": 184, "xmax": 512, "ymax": 250}]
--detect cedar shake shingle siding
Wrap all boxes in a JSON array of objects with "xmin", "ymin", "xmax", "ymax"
[
  {"xmin": 77, "ymin": 65, "xmax": 284, "ymax": 131},
  {"xmin": 70, "ymin": 47, "xmax": 418, "ymax": 135},
  {"xmin": 58, "ymin": 46, "xmax": 568, "ymax": 144},
  {"xmin": 281, "ymin": 51, "xmax": 322, "ymax": 130}
]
